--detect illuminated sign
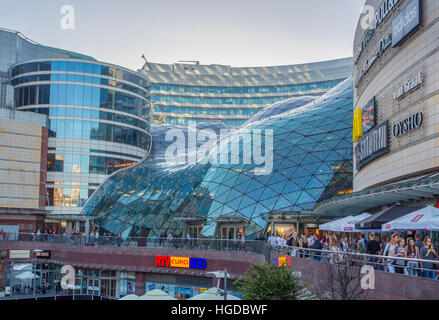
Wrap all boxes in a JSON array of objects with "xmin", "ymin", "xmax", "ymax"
[
  {"xmin": 35, "ymin": 250, "xmax": 51, "ymax": 259},
  {"xmin": 362, "ymin": 97, "xmax": 376, "ymax": 134},
  {"xmin": 355, "ymin": 31, "xmax": 392, "ymax": 88},
  {"xmin": 9, "ymin": 250, "xmax": 30, "ymax": 259},
  {"xmin": 392, "ymin": 112, "xmax": 423, "ymax": 138},
  {"xmin": 355, "ymin": 121, "xmax": 389, "ymax": 170},
  {"xmin": 393, "ymin": 72, "xmax": 423, "ymax": 100},
  {"xmin": 375, "ymin": 0, "xmax": 403, "ymax": 28},
  {"xmin": 392, "ymin": 0, "xmax": 422, "ymax": 47},
  {"xmin": 155, "ymin": 256, "xmax": 207, "ymax": 269},
  {"xmin": 275, "ymin": 256, "xmax": 291, "ymax": 267},
  {"xmin": 353, "ymin": 107, "xmax": 363, "ymax": 143}
]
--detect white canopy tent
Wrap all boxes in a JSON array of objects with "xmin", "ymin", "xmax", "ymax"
[
  {"xmin": 189, "ymin": 288, "xmax": 240, "ymax": 300},
  {"xmin": 331, "ymin": 213, "xmax": 373, "ymax": 233},
  {"xmin": 119, "ymin": 294, "xmax": 141, "ymax": 300},
  {"xmin": 319, "ymin": 216, "xmax": 354, "ymax": 231},
  {"xmin": 140, "ymin": 289, "xmax": 176, "ymax": 300},
  {"xmin": 15, "ymin": 271, "xmax": 40, "ymax": 280},
  {"xmin": 382, "ymin": 206, "xmax": 439, "ymax": 232}
]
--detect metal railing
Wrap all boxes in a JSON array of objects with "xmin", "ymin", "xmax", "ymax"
[
  {"xmin": 2, "ymin": 232, "xmax": 438, "ymax": 280},
  {"xmin": 273, "ymin": 244, "xmax": 439, "ymax": 280},
  {"xmin": 0, "ymin": 232, "xmax": 269, "ymax": 256}
]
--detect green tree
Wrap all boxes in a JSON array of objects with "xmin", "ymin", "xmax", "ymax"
[{"xmin": 234, "ymin": 263, "xmax": 311, "ymax": 300}]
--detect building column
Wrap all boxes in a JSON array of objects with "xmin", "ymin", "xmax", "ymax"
[{"xmin": 135, "ymin": 272, "xmax": 145, "ymax": 296}]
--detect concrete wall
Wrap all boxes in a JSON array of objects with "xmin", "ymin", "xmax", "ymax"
[{"xmin": 272, "ymin": 252, "xmax": 439, "ymax": 300}]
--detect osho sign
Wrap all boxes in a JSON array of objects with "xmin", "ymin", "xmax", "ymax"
[{"xmin": 392, "ymin": 112, "xmax": 423, "ymax": 137}]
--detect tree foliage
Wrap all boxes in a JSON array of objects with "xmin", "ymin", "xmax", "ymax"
[{"xmin": 234, "ymin": 263, "xmax": 308, "ymax": 300}]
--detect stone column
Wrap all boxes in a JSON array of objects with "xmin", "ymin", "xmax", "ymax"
[{"xmin": 135, "ymin": 272, "xmax": 145, "ymax": 296}]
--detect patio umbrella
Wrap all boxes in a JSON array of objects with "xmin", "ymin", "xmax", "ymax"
[
  {"xmin": 15, "ymin": 271, "xmax": 40, "ymax": 280},
  {"xmin": 189, "ymin": 288, "xmax": 240, "ymax": 300},
  {"xmin": 119, "ymin": 294, "xmax": 141, "ymax": 300},
  {"xmin": 319, "ymin": 216, "xmax": 354, "ymax": 231},
  {"xmin": 332, "ymin": 213, "xmax": 374, "ymax": 232},
  {"xmin": 140, "ymin": 289, "xmax": 176, "ymax": 300},
  {"xmin": 356, "ymin": 204, "xmax": 419, "ymax": 230},
  {"xmin": 382, "ymin": 206, "xmax": 439, "ymax": 232}
]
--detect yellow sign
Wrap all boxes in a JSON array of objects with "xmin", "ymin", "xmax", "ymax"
[
  {"xmin": 278, "ymin": 257, "xmax": 287, "ymax": 267},
  {"xmin": 169, "ymin": 256, "xmax": 190, "ymax": 268},
  {"xmin": 353, "ymin": 107, "xmax": 363, "ymax": 143}
]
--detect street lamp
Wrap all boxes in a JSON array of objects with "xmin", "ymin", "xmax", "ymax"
[{"xmin": 207, "ymin": 269, "xmax": 232, "ymax": 300}]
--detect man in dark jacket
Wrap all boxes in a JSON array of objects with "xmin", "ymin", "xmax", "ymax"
[
  {"xmin": 366, "ymin": 233, "xmax": 381, "ymax": 269},
  {"xmin": 310, "ymin": 235, "xmax": 323, "ymax": 261}
]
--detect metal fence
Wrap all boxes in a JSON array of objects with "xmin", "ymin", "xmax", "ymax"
[
  {"xmin": 272, "ymin": 244, "xmax": 439, "ymax": 280},
  {"xmin": 1, "ymin": 232, "xmax": 270, "ymax": 256},
  {"xmin": 2, "ymin": 232, "xmax": 439, "ymax": 280}
]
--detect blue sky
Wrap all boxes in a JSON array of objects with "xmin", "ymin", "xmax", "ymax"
[{"xmin": 0, "ymin": 0, "xmax": 366, "ymax": 71}]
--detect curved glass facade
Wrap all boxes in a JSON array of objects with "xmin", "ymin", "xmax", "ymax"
[
  {"xmin": 9, "ymin": 59, "xmax": 152, "ymax": 219},
  {"xmin": 83, "ymin": 77, "xmax": 354, "ymax": 239},
  {"xmin": 142, "ymin": 58, "xmax": 353, "ymax": 126}
]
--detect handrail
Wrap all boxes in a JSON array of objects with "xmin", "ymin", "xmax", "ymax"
[{"xmin": 276, "ymin": 245, "xmax": 439, "ymax": 266}]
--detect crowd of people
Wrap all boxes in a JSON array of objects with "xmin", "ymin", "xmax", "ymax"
[
  {"xmin": 266, "ymin": 231, "xmax": 439, "ymax": 280},
  {"xmin": 26, "ymin": 228, "xmax": 124, "ymax": 247}
]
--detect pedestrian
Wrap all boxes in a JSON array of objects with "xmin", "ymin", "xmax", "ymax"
[
  {"xmin": 420, "ymin": 236, "xmax": 437, "ymax": 279},
  {"xmin": 385, "ymin": 233, "xmax": 399, "ymax": 273},
  {"xmin": 287, "ymin": 232, "xmax": 298, "ymax": 247},
  {"xmin": 307, "ymin": 233, "xmax": 314, "ymax": 246},
  {"xmin": 329, "ymin": 236, "xmax": 344, "ymax": 264},
  {"xmin": 340, "ymin": 236, "xmax": 349, "ymax": 253},
  {"xmin": 414, "ymin": 233, "xmax": 423, "ymax": 250},
  {"xmin": 310, "ymin": 235, "xmax": 323, "ymax": 261},
  {"xmin": 406, "ymin": 237, "xmax": 420, "ymax": 276},
  {"xmin": 394, "ymin": 238, "xmax": 407, "ymax": 274},
  {"xmin": 356, "ymin": 240, "xmax": 365, "ymax": 254},
  {"xmin": 366, "ymin": 232, "xmax": 381, "ymax": 268},
  {"xmin": 359, "ymin": 233, "xmax": 368, "ymax": 249},
  {"xmin": 267, "ymin": 234, "xmax": 277, "ymax": 248},
  {"xmin": 299, "ymin": 234, "xmax": 309, "ymax": 258}
]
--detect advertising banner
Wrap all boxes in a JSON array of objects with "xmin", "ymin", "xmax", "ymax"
[{"xmin": 392, "ymin": 0, "xmax": 422, "ymax": 47}]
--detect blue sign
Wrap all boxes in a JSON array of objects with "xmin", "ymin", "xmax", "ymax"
[
  {"xmin": 392, "ymin": 0, "xmax": 422, "ymax": 47},
  {"xmin": 189, "ymin": 257, "xmax": 207, "ymax": 269}
]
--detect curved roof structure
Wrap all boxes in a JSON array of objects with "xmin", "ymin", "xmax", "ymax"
[{"xmin": 83, "ymin": 77, "xmax": 354, "ymax": 238}]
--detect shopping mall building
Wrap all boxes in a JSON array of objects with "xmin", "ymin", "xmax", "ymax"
[
  {"xmin": 0, "ymin": 28, "xmax": 152, "ymax": 232},
  {"xmin": 314, "ymin": 0, "xmax": 439, "ymax": 217},
  {"xmin": 141, "ymin": 59, "xmax": 352, "ymax": 126},
  {"xmin": 0, "ymin": 27, "xmax": 353, "ymax": 235}
]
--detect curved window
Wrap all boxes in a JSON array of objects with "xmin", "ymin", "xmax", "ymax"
[
  {"xmin": 151, "ymin": 80, "xmax": 342, "ymax": 95},
  {"xmin": 49, "ymin": 119, "xmax": 150, "ymax": 149},
  {"xmin": 152, "ymin": 94, "xmax": 320, "ymax": 105},
  {"xmin": 47, "ymin": 153, "xmax": 137, "ymax": 175},
  {"xmin": 155, "ymin": 116, "xmax": 245, "ymax": 126},
  {"xmin": 14, "ymin": 84, "xmax": 150, "ymax": 117},
  {"xmin": 11, "ymin": 61, "xmax": 148, "ymax": 88},
  {"xmin": 153, "ymin": 105, "xmax": 261, "ymax": 116}
]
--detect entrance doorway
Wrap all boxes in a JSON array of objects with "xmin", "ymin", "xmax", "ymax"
[{"xmin": 87, "ymin": 278, "xmax": 100, "ymax": 295}]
